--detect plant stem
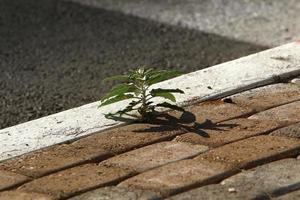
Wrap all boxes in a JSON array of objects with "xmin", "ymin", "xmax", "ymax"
[{"xmin": 140, "ymin": 80, "xmax": 147, "ymax": 121}]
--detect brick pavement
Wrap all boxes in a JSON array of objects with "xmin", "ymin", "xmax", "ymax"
[{"xmin": 0, "ymin": 82, "xmax": 299, "ymax": 199}]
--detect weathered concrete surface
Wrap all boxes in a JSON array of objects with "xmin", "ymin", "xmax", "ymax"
[
  {"xmin": 0, "ymin": 191, "xmax": 53, "ymax": 200},
  {"xmin": 228, "ymin": 83, "xmax": 300, "ymax": 112},
  {"xmin": 69, "ymin": 186, "xmax": 160, "ymax": 200},
  {"xmin": 270, "ymin": 122, "xmax": 300, "ymax": 139},
  {"xmin": 168, "ymin": 159, "xmax": 300, "ymax": 200},
  {"xmin": 102, "ymin": 142, "xmax": 208, "ymax": 173},
  {"xmin": 70, "ymin": 0, "xmax": 300, "ymax": 46},
  {"xmin": 0, "ymin": 42, "xmax": 300, "ymax": 162}
]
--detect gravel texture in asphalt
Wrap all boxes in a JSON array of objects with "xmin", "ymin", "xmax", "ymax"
[
  {"xmin": 0, "ymin": 0, "xmax": 267, "ymax": 129},
  {"xmin": 73, "ymin": 0, "xmax": 300, "ymax": 46}
]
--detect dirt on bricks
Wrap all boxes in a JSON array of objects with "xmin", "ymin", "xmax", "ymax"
[
  {"xmin": 118, "ymin": 159, "xmax": 238, "ymax": 197},
  {"xmin": 0, "ymin": 82, "xmax": 300, "ymax": 199},
  {"xmin": 0, "ymin": 124, "xmax": 185, "ymax": 178},
  {"xmin": 248, "ymin": 100, "xmax": 300, "ymax": 125},
  {"xmin": 0, "ymin": 170, "xmax": 29, "ymax": 191},
  {"xmin": 101, "ymin": 141, "xmax": 208, "ymax": 173},
  {"xmin": 270, "ymin": 122, "xmax": 300, "ymax": 139},
  {"xmin": 0, "ymin": 191, "xmax": 53, "ymax": 200},
  {"xmin": 168, "ymin": 159, "xmax": 300, "ymax": 200},
  {"xmin": 168, "ymin": 100, "xmax": 255, "ymax": 125},
  {"xmin": 229, "ymin": 83, "xmax": 300, "ymax": 112},
  {"xmin": 18, "ymin": 164, "xmax": 134, "ymax": 199},
  {"xmin": 69, "ymin": 186, "xmax": 159, "ymax": 200},
  {"xmin": 173, "ymin": 118, "xmax": 283, "ymax": 147},
  {"xmin": 195, "ymin": 135, "xmax": 300, "ymax": 169},
  {"xmin": 72, "ymin": 123, "xmax": 186, "ymax": 154}
]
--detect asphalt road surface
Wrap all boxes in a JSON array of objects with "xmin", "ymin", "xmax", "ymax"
[{"xmin": 2, "ymin": 0, "xmax": 291, "ymax": 129}]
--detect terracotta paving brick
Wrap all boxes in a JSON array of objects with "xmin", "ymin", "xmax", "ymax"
[
  {"xmin": 0, "ymin": 191, "xmax": 53, "ymax": 200},
  {"xmin": 0, "ymin": 144, "xmax": 111, "ymax": 178},
  {"xmin": 173, "ymin": 118, "xmax": 282, "ymax": 147},
  {"xmin": 102, "ymin": 141, "xmax": 208, "ymax": 173},
  {"xmin": 0, "ymin": 124, "xmax": 185, "ymax": 178},
  {"xmin": 0, "ymin": 170, "xmax": 29, "ymax": 191},
  {"xmin": 69, "ymin": 186, "xmax": 159, "ymax": 200},
  {"xmin": 277, "ymin": 189, "xmax": 300, "ymax": 200},
  {"xmin": 72, "ymin": 123, "xmax": 186, "ymax": 154},
  {"xmin": 168, "ymin": 158, "xmax": 300, "ymax": 200},
  {"xmin": 228, "ymin": 83, "xmax": 300, "ymax": 112},
  {"xmin": 195, "ymin": 135, "xmax": 300, "ymax": 169},
  {"xmin": 118, "ymin": 159, "xmax": 238, "ymax": 197},
  {"xmin": 249, "ymin": 101, "xmax": 300, "ymax": 125},
  {"xmin": 270, "ymin": 122, "xmax": 300, "ymax": 139},
  {"xmin": 19, "ymin": 164, "xmax": 133, "ymax": 199},
  {"xmin": 166, "ymin": 100, "xmax": 254, "ymax": 125}
]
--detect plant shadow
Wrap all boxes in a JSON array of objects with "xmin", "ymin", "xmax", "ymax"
[{"xmin": 108, "ymin": 111, "xmax": 239, "ymax": 138}]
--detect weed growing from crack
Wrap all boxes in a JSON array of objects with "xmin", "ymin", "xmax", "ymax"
[{"xmin": 99, "ymin": 67, "xmax": 185, "ymax": 122}]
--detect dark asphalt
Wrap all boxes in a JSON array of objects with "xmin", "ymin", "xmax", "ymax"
[{"xmin": 0, "ymin": 0, "xmax": 267, "ymax": 129}]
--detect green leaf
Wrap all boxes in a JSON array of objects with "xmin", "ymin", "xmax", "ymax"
[
  {"xmin": 150, "ymin": 88, "xmax": 184, "ymax": 102},
  {"xmin": 103, "ymin": 75, "xmax": 129, "ymax": 82},
  {"xmin": 156, "ymin": 102, "xmax": 185, "ymax": 112},
  {"xmin": 99, "ymin": 94, "xmax": 134, "ymax": 107},
  {"xmin": 147, "ymin": 70, "xmax": 183, "ymax": 85},
  {"xmin": 151, "ymin": 91, "xmax": 176, "ymax": 102},
  {"xmin": 101, "ymin": 84, "xmax": 137, "ymax": 102}
]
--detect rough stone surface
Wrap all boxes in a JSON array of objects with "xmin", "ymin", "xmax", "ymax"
[
  {"xmin": 249, "ymin": 101, "xmax": 300, "ymax": 125},
  {"xmin": 19, "ymin": 164, "xmax": 133, "ymax": 199},
  {"xmin": 0, "ymin": 144, "xmax": 111, "ymax": 178},
  {"xmin": 69, "ymin": 186, "xmax": 160, "ymax": 200},
  {"xmin": 0, "ymin": 124, "xmax": 184, "ymax": 178},
  {"xmin": 0, "ymin": 191, "xmax": 53, "ymax": 200},
  {"xmin": 118, "ymin": 159, "xmax": 237, "ymax": 197},
  {"xmin": 173, "ymin": 118, "xmax": 282, "ymax": 147},
  {"xmin": 270, "ymin": 122, "xmax": 300, "ymax": 139},
  {"xmin": 72, "ymin": 124, "xmax": 186, "ymax": 154},
  {"xmin": 167, "ymin": 100, "xmax": 254, "ymax": 126},
  {"xmin": 0, "ymin": 170, "xmax": 29, "ymax": 191},
  {"xmin": 196, "ymin": 135, "xmax": 300, "ymax": 169},
  {"xmin": 168, "ymin": 159, "xmax": 300, "ymax": 200},
  {"xmin": 277, "ymin": 189, "xmax": 300, "ymax": 200},
  {"xmin": 102, "ymin": 141, "xmax": 208, "ymax": 173},
  {"xmin": 229, "ymin": 83, "xmax": 300, "ymax": 112}
]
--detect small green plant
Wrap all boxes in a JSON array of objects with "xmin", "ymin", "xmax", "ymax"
[{"xmin": 99, "ymin": 67, "xmax": 185, "ymax": 122}]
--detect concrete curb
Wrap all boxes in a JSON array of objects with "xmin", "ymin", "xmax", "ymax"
[{"xmin": 1, "ymin": 42, "xmax": 300, "ymax": 161}]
